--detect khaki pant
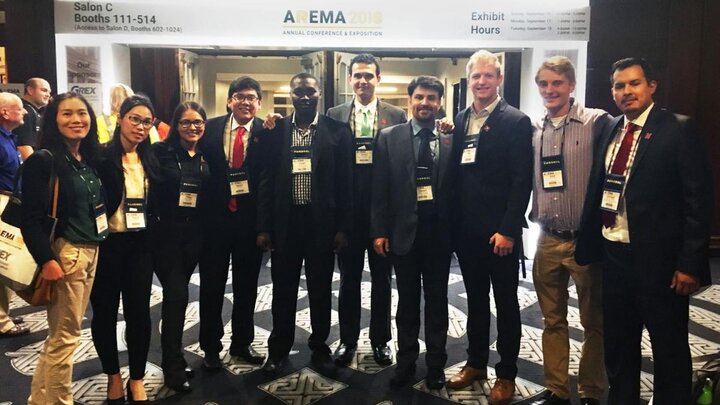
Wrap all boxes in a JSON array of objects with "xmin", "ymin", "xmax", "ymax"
[
  {"xmin": 28, "ymin": 238, "xmax": 99, "ymax": 405},
  {"xmin": 532, "ymin": 231, "xmax": 606, "ymax": 399},
  {"xmin": 0, "ymin": 286, "xmax": 18, "ymax": 333}
]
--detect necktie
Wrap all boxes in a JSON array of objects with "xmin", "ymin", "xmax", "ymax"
[
  {"xmin": 601, "ymin": 122, "xmax": 637, "ymax": 227},
  {"xmin": 360, "ymin": 109, "xmax": 372, "ymax": 137},
  {"xmin": 417, "ymin": 128, "xmax": 434, "ymax": 168},
  {"xmin": 228, "ymin": 126, "xmax": 246, "ymax": 212}
]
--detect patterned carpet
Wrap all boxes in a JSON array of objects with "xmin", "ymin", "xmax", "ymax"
[{"xmin": 1, "ymin": 256, "xmax": 719, "ymax": 405}]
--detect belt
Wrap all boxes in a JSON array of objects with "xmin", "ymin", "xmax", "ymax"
[{"xmin": 541, "ymin": 226, "xmax": 578, "ymax": 241}]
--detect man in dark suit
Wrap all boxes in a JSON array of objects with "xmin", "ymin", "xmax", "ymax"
[
  {"xmin": 326, "ymin": 53, "xmax": 407, "ymax": 367},
  {"xmin": 197, "ymin": 76, "xmax": 269, "ymax": 370},
  {"xmin": 445, "ymin": 50, "xmax": 533, "ymax": 405},
  {"xmin": 257, "ymin": 72, "xmax": 353, "ymax": 378},
  {"xmin": 575, "ymin": 57, "xmax": 713, "ymax": 405},
  {"xmin": 371, "ymin": 76, "xmax": 456, "ymax": 390}
]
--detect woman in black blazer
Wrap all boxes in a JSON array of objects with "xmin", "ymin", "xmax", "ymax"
[
  {"xmin": 149, "ymin": 101, "xmax": 210, "ymax": 393},
  {"xmin": 21, "ymin": 92, "xmax": 107, "ymax": 405},
  {"xmin": 90, "ymin": 95, "xmax": 160, "ymax": 403}
]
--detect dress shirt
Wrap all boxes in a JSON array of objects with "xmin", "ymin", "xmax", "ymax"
[
  {"xmin": 223, "ymin": 117, "xmax": 254, "ymax": 166},
  {"xmin": 352, "ymin": 97, "xmax": 377, "ymax": 138},
  {"xmin": 0, "ymin": 127, "xmax": 20, "ymax": 191},
  {"xmin": 467, "ymin": 95, "xmax": 501, "ymax": 135},
  {"xmin": 532, "ymin": 102, "xmax": 609, "ymax": 231},
  {"xmin": 291, "ymin": 113, "xmax": 319, "ymax": 205},
  {"xmin": 602, "ymin": 103, "xmax": 654, "ymax": 243}
]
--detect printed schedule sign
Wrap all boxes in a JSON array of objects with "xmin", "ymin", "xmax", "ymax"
[{"xmin": 55, "ymin": 1, "xmax": 590, "ymax": 47}]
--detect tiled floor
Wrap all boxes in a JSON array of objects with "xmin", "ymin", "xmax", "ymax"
[{"xmin": 1, "ymin": 257, "xmax": 718, "ymax": 405}]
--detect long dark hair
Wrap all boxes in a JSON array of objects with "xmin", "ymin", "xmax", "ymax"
[
  {"xmin": 38, "ymin": 92, "xmax": 102, "ymax": 167},
  {"xmin": 106, "ymin": 94, "xmax": 160, "ymax": 180},
  {"xmin": 165, "ymin": 101, "xmax": 207, "ymax": 149}
]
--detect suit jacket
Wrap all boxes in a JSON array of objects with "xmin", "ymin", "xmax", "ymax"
[
  {"xmin": 370, "ymin": 122, "xmax": 457, "ymax": 256},
  {"xmin": 575, "ymin": 106, "xmax": 713, "ymax": 287},
  {"xmin": 257, "ymin": 114, "xmax": 353, "ymax": 252},
  {"xmin": 327, "ymin": 99, "xmax": 407, "ymax": 240},
  {"xmin": 326, "ymin": 99, "xmax": 407, "ymax": 131},
  {"xmin": 198, "ymin": 114, "xmax": 269, "ymax": 228},
  {"xmin": 452, "ymin": 99, "xmax": 533, "ymax": 242}
]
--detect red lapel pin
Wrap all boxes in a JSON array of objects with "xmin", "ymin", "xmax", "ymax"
[
  {"xmin": 482, "ymin": 125, "xmax": 491, "ymax": 132},
  {"xmin": 443, "ymin": 138, "xmax": 450, "ymax": 145},
  {"xmin": 645, "ymin": 133, "xmax": 652, "ymax": 139},
  {"xmin": 380, "ymin": 118, "xmax": 387, "ymax": 125}
]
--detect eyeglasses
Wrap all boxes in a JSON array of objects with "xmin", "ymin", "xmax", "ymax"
[
  {"xmin": 179, "ymin": 119, "xmax": 206, "ymax": 128},
  {"xmin": 231, "ymin": 93, "xmax": 259, "ymax": 103},
  {"xmin": 127, "ymin": 115, "xmax": 154, "ymax": 129}
]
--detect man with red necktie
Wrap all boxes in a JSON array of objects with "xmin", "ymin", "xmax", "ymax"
[
  {"xmin": 576, "ymin": 57, "xmax": 713, "ymax": 405},
  {"xmin": 197, "ymin": 77, "xmax": 270, "ymax": 370}
]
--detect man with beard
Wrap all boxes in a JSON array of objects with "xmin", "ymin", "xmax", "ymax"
[
  {"xmin": 371, "ymin": 76, "xmax": 457, "ymax": 390},
  {"xmin": 257, "ymin": 73, "xmax": 353, "ymax": 378}
]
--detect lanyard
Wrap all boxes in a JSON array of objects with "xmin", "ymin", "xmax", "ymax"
[{"xmin": 539, "ymin": 114, "xmax": 570, "ymax": 159}]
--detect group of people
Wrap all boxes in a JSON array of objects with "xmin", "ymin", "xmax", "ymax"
[{"xmin": 0, "ymin": 49, "xmax": 712, "ymax": 405}]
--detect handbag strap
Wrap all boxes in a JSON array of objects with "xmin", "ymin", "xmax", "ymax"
[{"xmin": 50, "ymin": 176, "xmax": 59, "ymax": 219}]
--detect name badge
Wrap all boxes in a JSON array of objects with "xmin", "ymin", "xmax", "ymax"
[
  {"xmin": 416, "ymin": 169, "xmax": 433, "ymax": 201},
  {"xmin": 179, "ymin": 179, "xmax": 200, "ymax": 207},
  {"xmin": 124, "ymin": 198, "xmax": 147, "ymax": 230},
  {"xmin": 600, "ymin": 173, "xmax": 626, "ymax": 213},
  {"xmin": 355, "ymin": 138, "xmax": 373, "ymax": 165},
  {"xmin": 227, "ymin": 170, "xmax": 250, "ymax": 196},
  {"xmin": 541, "ymin": 155, "xmax": 565, "ymax": 190},
  {"xmin": 292, "ymin": 146, "xmax": 312, "ymax": 174},
  {"xmin": 93, "ymin": 202, "xmax": 108, "ymax": 236},
  {"xmin": 461, "ymin": 135, "xmax": 479, "ymax": 165}
]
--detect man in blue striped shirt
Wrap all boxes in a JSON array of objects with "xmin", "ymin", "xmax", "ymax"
[{"xmin": 529, "ymin": 56, "xmax": 611, "ymax": 405}]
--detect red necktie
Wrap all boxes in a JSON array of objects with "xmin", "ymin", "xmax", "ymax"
[
  {"xmin": 601, "ymin": 122, "xmax": 637, "ymax": 227},
  {"xmin": 228, "ymin": 126, "xmax": 246, "ymax": 212}
]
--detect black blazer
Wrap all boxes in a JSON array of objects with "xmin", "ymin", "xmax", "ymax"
[
  {"xmin": 198, "ymin": 114, "xmax": 269, "ymax": 227},
  {"xmin": 575, "ymin": 107, "xmax": 713, "ymax": 287},
  {"xmin": 20, "ymin": 149, "xmax": 90, "ymax": 265},
  {"xmin": 452, "ymin": 99, "xmax": 533, "ymax": 242},
  {"xmin": 370, "ymin": 122, "xmax": 457, "ymax": 256},
  {"xmin": 257, "ymin": 114, "xmax": 353, "ymax": 252}
]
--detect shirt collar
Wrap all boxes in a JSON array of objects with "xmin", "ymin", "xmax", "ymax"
[
  {"xmin": 292, "ymin": 112, "xmax": 319, "ymax": 127},
  {"xmin": 231, "ymin": 116, "xmax": 254, "ymax": 132},
  {"xmin": 0, "ymin": 126, "xmax": 15, "ymax": 140},
  {"xmin": 472, "ymin": 95, "xmax": 501, "ymax": 118},
  {"xmin": 624, "ymin": 102, "xmax": 654, "ymax": 129},
  {"xmin": 411, "ymin": 119, "xmax": 437, "ymax": 137},
  {"xmin": 353, "ymin": 97, "xmax": 377, "ymax": 115}
]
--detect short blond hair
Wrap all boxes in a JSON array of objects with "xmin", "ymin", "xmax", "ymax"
[
  {"xmin": 109, "ymin": 83, "xmax": 134, "ymax": 114},
  {"xmin": 535, "ymin": 56, "xmax": 576, "ymax": 84},
  {"xmin": 466, "ymin": 50, "xmax": 503, "ymax": 78}
]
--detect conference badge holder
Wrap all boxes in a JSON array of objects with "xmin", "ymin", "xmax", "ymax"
[
  {"xmin": 124, "ymin": 198, "xmax": 147, "ymax": 230},
  {"xmin": 541, "ymin": 155, "xmax": 565, "ymax": 190},
  {"xmin": 227, "ymin": 170, "xmax": 250, "ymax": 196},
  {"xmin": 600, "ymin": 173, "xmax": 626, "ymax": 213},
  {"xmin": 355, "ymin": 137, "xmax": 373, "ymax": 165}
]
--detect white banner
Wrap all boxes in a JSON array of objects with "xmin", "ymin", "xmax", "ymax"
[{"xmin": 55, "ymin": 1, "xmax": 590, "ymax": 47}]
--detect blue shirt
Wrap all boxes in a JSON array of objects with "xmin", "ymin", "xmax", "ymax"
[{"xmin": 0, "ymin": 127, "xmax": 20, "ymax": 192}]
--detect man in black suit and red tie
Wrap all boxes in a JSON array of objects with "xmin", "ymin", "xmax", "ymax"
[
  {"xmin": 257, "ymin": 72, "xmax": 353, "ymax": 378},
  {"xmin": 197, "ymin": 76, "xmax": 269, "ymax": 370},
  {"xmin": 371, "ymin": 76, "xmax": 457, "ymax": 390},
  {"xmin": 575, "ymin": 57, "xmax": 713, "ymax": 405},
  {"xmin": 445, "ymin": 50, "xmax": 533, "ymax": 405}
]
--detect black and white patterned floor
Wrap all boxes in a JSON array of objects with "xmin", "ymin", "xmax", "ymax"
[{"xmin": 1, "ymin": 257, "xmax": 719, "ymax": 405}]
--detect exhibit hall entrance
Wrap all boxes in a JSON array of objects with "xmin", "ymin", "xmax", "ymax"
[{"xmin": 53, "ymin": 0, "xmax": 592, "ymax": 256}]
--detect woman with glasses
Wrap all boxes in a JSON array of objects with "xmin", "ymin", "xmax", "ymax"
[
  {"xmin": 149, "ymin": 102, "xmax": 210, "ymax": 393},
  {"xmin": 22, "ymin": 93, "xmax": 107, "ymax": 405},
  {"xmin": 91, "ymin": 95, "xmax": 160, "ymax": 403}
]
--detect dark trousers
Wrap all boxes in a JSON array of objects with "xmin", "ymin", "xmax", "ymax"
[
  {"xmin": 602, "ymin": 241, "xmax": 691, "ymax": 405},
  {"xmin": 198, "ymin": 211, "xmax": 263, "ymax": 356},
  {"xmin": 151, "ymin": 218, "xmax": 202, "ymax": 384},
  {"xmin": 456, "ymin": 238, "xmax": 521, "ymax": 380},
  {"xmin": 90, "ymin": 231, "xmax": 153, "ymax": 380},
  {"xmin": 267, "ymin": 205, "xmax": 335, "ymax": 360},
  {"xmin": 337, "ymin": 235, "xmax": 392, "ymax": 346},
  {"xmin": 390, "ymin": 234, "xmax": 450, "ymax": 372}
]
